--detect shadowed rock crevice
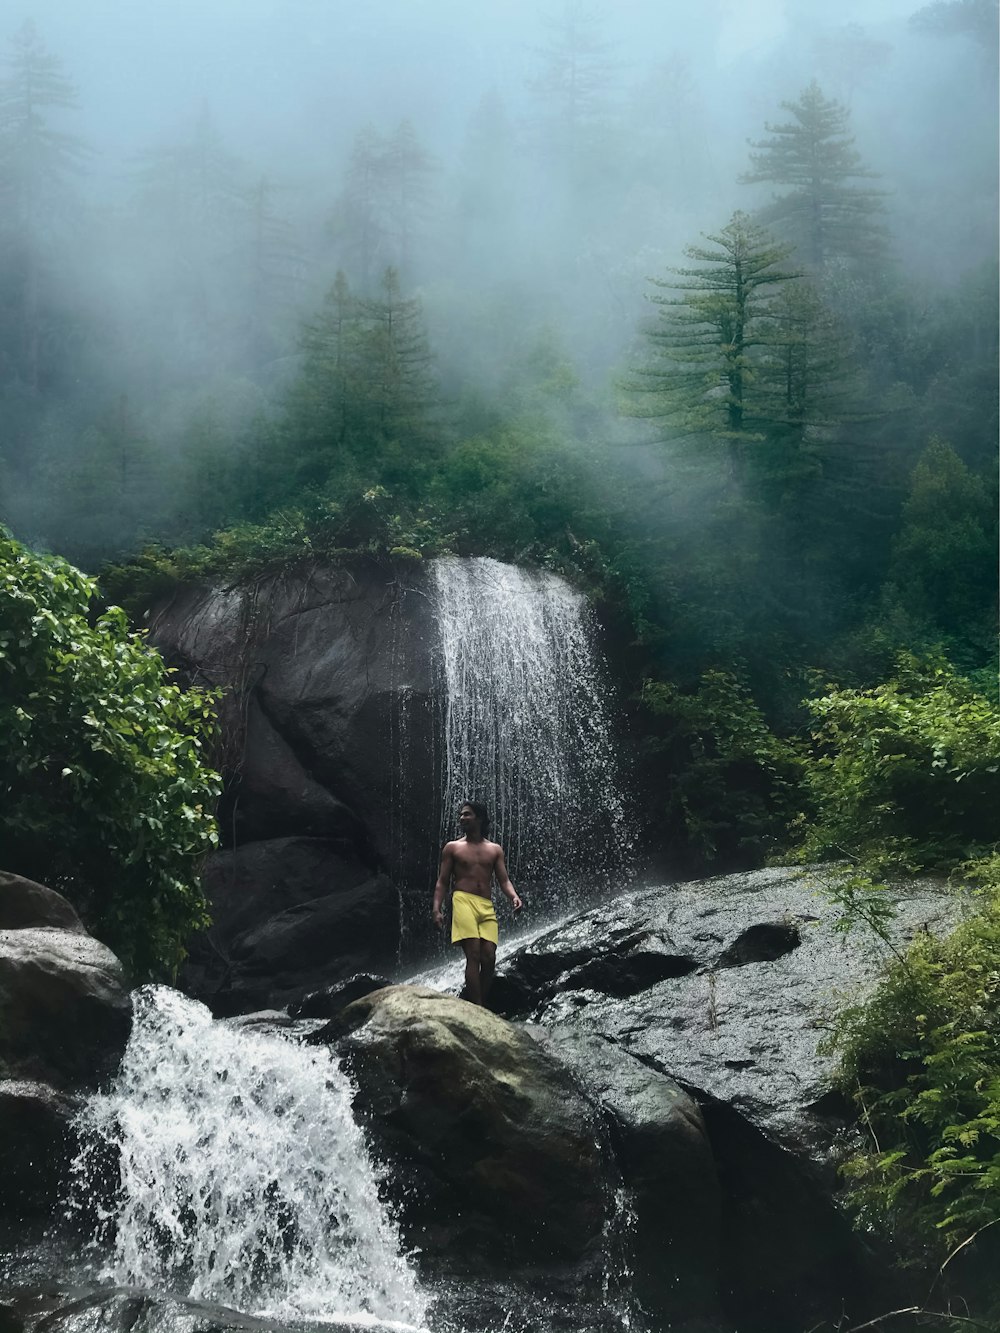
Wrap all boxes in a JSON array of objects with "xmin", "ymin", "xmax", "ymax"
[
  {"xmin": 491, "ymin": 928, "xmax": 697, "ymax": 1016},
  {"xmin": 717, "ymin": 921, "xmax": 802, "ymax": 968}
]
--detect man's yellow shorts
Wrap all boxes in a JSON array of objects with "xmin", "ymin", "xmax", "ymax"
[{"xmin": 451, "ymin": 890, "xmax": 499, "ymax": 945}]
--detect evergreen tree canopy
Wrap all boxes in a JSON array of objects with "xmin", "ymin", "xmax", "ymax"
[
  {"xmin": 0, "ymin": 19, "xmax": 83, "ymax": 225},
  {"xmin": 741, "ymin": 81, "xmax": 887, "ymax": 271},
  {"xmin": 910, "ymin": 0, "xmax": 999, "ymax": 51},
  {"xmin": 887, "ymin": 437, "xmax": 998, "ymax": 648},
  {"xmin": 626, "ymin": 211, "xmax": 801, "ymax": 473},
  {"xmin": 526, "ymin": 0, "xmax": 617, "ymax": 188}
]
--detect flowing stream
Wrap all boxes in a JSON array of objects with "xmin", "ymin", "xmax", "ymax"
[
  {"xmin": 69, "ymin": 986, "xmax": 429, "ymax": 1330},
  {"xmin": 431, "ymin": 557, "xmax": 629, "ymax": 914}
]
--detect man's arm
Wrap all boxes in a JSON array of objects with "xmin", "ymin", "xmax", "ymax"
[
  {"xmin": 432, "ymin": 843, "xmax": 455, "ymax": 929},
  {"xmin": 494, "ymin": 847, "xmax": 522, "ymax": 912}
]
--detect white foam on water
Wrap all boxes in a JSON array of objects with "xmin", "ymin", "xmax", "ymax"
[{"xmin": 70, "ymin": 986, "xmax": 429, "ymax": 1331}]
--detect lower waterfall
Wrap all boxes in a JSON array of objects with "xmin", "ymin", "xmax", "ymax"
[
  {"xmin": 69, "ymin": 986, "xmax": 428, "ymax": 1330},
  {"xmin": 431, "ymin": 557, "xmax": 629, "ymax": 913}
]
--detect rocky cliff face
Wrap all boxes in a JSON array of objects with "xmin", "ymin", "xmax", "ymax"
[{"xmin": 147, "ymin": 561, "xmax": 439, "ymax": 1014}]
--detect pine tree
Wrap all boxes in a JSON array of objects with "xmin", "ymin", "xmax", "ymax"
[
  {"xmin": 293, "ymin": 270, "xmax": 364, "ymax": 465},
  {"xmin": 331, "ymin": 122, "xmax": 435, "ymax": 286},
  {"xmin": 910, "ymin": 0, "xmax": 999, "ymax": 52},
  {"xmin": 280, "ymin": 267, "xmax": 437, "ymax": 499},
  {"xmin": 526, "ymin": 0, "xmax": 617, "ymax": 192},
  {"xmin": 127, "ymin": 106, "xmax": 250, "ymax": 375},
  {"xmin": 357, "ymin": 266, "xmax": 436, "ymax": 465},
  {"xmin": 0, "ymin": 21, "xmax": 85, "ymax": 394},
  {"xmin": 330, "ymin": 124, "xmax": 389, "ymax": 289},
  {"xmin": 627, "ymin": 212, "xmax": 800, "ymax": 477},
  {"xmin": 740, "ymin": 82, "xmax": 887, "ymax": 272},
  {"xmin": 381, "ymin": 120, "xmax": 435, "ymax": 277},
  {"xmin": 245, "ymin": 174, "xmax": 302, "ymax": 367}
]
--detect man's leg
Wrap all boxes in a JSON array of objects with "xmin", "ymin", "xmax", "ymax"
[
  {"xmin": 479, "ymin": 939, "xmax": 496, "ymax": 1006},
  {"xmin": 460, "ymin": 938, "xmax": 483, "ymax": 1004}
]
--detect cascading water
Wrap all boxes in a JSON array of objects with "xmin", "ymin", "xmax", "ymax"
[
  {"xmin": 431, "ymin": 557, "xmax": 629, "ymax": 915},
  {"xmin": 69, "ymin": 986, "xmax": 428, "ymax": 1330}
]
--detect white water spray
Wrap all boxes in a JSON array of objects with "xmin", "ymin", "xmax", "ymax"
[
  {"xmin": 432, "ymin": 557, "xmax": 629, "ymax": 912},
  {"xmin": 70, "ymin": 986, "xmax": 428, "ymax": 1329}
]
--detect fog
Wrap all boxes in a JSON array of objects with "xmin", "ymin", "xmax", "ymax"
[{"xmin": 0, "ymin": 0, "xmax": 996, "ymax": 564}]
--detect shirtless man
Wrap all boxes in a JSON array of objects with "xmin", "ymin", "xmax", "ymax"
[{"xmin": 431, "ymin": 801, "xmax": 522, "ymax": 1006}]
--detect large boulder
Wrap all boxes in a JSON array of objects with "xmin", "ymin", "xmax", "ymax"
[
  {"xmin": 0, "ymin": 931, "xmax": 130, "ymax": 1090},
  {"xmin": 482, "ymin": 866, "xmax": 958, "ymax": 1330},
  {"xmin": 0, "ymin": 875, "xmax": 131, "ymax": 1223},
  {"xmin": 314, "ymin": 986, "xmax": 611, "ymax": 1272},
  {"xmin": 148, "ymin": 564, "xmax": 439, "ymax": 881},
  {"xmin": 537, "ymin": 1028, "xmax": 729, "ymax": 1331},
  {"xmin": 148, "ymin": 564, "xmax": 442, "ymax": 1004},
  {"xmin": 0, "ymin": 1081, "xmax": 82, "ymax": 1220},
  {"xmin": 0, "ymin": 873, "xmax": 85, "ymax": 934},
  {"xmin": 181, "ymin": 838, "xmax": 399, "ymax": 1013}
]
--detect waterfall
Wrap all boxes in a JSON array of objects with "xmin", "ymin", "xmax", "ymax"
[
  {"xmin": 431, "ymin": 557, "xmax": 629, "ymax": 913},
  {"xmin": 69, "ymin": 986, "xmax": 428, "ymax": 1330}
]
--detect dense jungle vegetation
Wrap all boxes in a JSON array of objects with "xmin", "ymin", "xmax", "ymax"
[{"xmin": 0, "ymin": 3, "xmax": 997, "ymax": 1319}]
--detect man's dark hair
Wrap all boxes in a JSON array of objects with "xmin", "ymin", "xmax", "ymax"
[{"xmin": 462, "ymin": 800, "xmax": 491, "ymax": 836}]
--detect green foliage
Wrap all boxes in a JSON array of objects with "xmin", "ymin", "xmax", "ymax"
[
  {"xmin": 791, "ymin": 654, "xmax": 1000, "ymax": 874},
  {"xmin": 886, "ymin": 438, "xmax": 998, "ymax": 655},
  {"xmin": 798, "ymin": 657, "xmax": 1000, "ymax": 1303},
  {"xmin": 626, "ymin": 211, "xmax": 801, "ymax": 466},
  {"xmin": 741, "ymin": 80, "xmax": 887, "ymax": 270},
  {"xmin": 639, "ymin": 668, "xmax": 803, "ymax": 868},
  {"xmin": 830, "ymin": 853, "xmax": 1000, "ymax": 1281},
  {"xmin": 0, "ymin": 532, "xmax": 221, "ymax": 978}
]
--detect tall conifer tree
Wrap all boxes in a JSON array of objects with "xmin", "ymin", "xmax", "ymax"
[
  {"xmin": 627, "ymin": 212, "xmax": 800, "ymax": 477},
  {"xmin": 740, "ymin": 82, "xmax": 886, "ymax": 272}
]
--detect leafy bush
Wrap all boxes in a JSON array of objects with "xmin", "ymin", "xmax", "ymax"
[
  {"xmin": 795, "ymin": 657, "xmax": 1000, "ymax": 1312},
  {"xmin": 831, "ymin": 853, "xmax": 1000, "ymax": 1291},
  {"xmin": 791, "ymin": 653, "xmax": 1000, "ymax": 874},
  {"xmin": 0, "ymin": 533, "xmax": 221, "ymax": 978},
  {"xmin": 639, "ymin": 668, "xmax": 803, "ymax": 869}
]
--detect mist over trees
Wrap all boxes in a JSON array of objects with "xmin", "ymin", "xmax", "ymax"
[{"xmin": 0, "ymin": 0, "xmax": 993, "ymax": 690}]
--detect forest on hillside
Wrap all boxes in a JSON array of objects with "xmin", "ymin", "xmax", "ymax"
[
  {"xmin": 0, "ymin": 0, "xmax": 997, "ymax": 863},
  {"xmin": 0, "ymin": 0, "xmax": 994, "ymax": 716},
  {"xmin": 1, "ymin": 4, "xmax": 999, "ymax": 1311}
]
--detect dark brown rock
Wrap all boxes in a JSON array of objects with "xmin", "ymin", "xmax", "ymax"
[
  {"xmin": 188, "ymin": 866, "xmax": 400, "ymax": 1016},
  {"xmin": 319, "ymin": 985, "xmax": 610, "ymax": 1269},
  {"xmin": 0, "ymin": 874, "xmax": 84, "ymax": 934},
  {"xmin": 0, "ymin": 928, "xmax": 131, "ymax": 1090},
  {"xmin": 0, "ymin": 1080, "xmax": 81, "ymax": 1220}
]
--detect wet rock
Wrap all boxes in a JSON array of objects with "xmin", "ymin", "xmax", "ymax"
[
  {"xmin": 0, "ymin": 926, "xmax": 130, "ymax": 1090},
  {"xmin": 231, "ymin": 699, "xmax": 367, "ymax": 845},
  {"xmin": 0, "ymin": 1305, "xmax": 21, "ymax": 1333},
  {"xmin": 494, "ymin": 866, "xmax": 960, "ymax": 1330},
  {"xmin": 317, "ymin": 985, "xmax": 610, "ymax": 1270},
  {"xmin": 0, "ymin": 874, "xmax": 85, "ymax": 934},
  {"xmin": 198, "ymin": 838, "xmax": 377, "ymax": 945},
  {"xmin": 537, "ymin": 1028, "xmax": 729, "ymax": 1330},
  {"xmin": 0, "ymin": 881, "xmax": 130, "ymax": 1224},
  {"xmin": 149, "ymin": 565, "xmax": 439, "ymax": 903},
  {"xmin": 0, "ymin": 1081, "xmax": 81, "ymax": 1220},
  {"xmin": 717, "ymin": 921, "xmax": 801, "ymax": 967},
  {"xmin": 288, "ymin": 972, "xmax": 391, "ymax": 1019},
  {"xmin": 183, "ymin": 840, "xmax": 400, "ymax": 1015},
  {"xmin": 7, "ymin": 1285, "xmax": 399, "ymax": 1333},
  {"xmin": 491, "ymin": 923, "xmax": 697, "ymax": 1016}
]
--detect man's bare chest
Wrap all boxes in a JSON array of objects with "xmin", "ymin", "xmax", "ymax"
[{"xmin": 453, "ymin": 843, "xmax": 497, "ymax": 875}]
